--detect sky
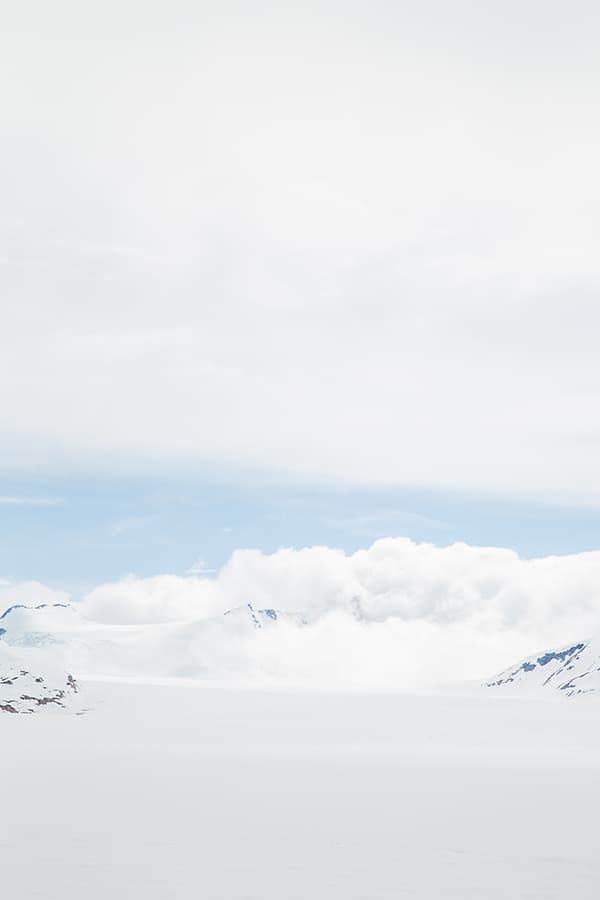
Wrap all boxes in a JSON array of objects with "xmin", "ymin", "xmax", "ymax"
[
  {"xmin": 3, "ymin": 472, "xmax": 600, "ymax": 592},
  {"xmin": 2, "ymin": 1, "xmax": 600, "ymax": 589}
]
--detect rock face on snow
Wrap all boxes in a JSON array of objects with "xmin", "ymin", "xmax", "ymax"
[
  {"xmin": 485, "ymin": 639, "xmax": 600, "ymax": 697},
  {"xmin": 0, "ymin": 643, "xmax": 82, "ymax": 714},
  {"xmin": 223, "ymin": 603, "xmax": 308, "ymax": 629}
]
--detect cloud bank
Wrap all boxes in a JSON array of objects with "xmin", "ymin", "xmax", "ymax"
[
  {"xmin": 3, "ymin": 538, "xmax": 600, "ymax": 688},
  {"xmin": 81, "ymin": 538, "xmax": 600, "ymax": 638}
]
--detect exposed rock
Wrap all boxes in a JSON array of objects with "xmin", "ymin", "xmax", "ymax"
[
  {"xmin": 484, "ymin": 638, "xmax": 600, "ymax": 697},
  {"xmin": 0, "ymin": 643, "xmax": 83, "ymax": 714}
]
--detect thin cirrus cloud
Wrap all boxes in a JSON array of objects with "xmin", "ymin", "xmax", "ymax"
[
  {"xmin": 108, "ymin": 515, "xmax": 160, "ymax": 537},
  {"xmin": 0, "ymin": 496, "xmax": 63, "ymax": 507}
]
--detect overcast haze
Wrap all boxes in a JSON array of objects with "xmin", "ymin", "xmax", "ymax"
[{"xmin": 1, "ymin": 0, "xmax": 599, "ymax": 501}]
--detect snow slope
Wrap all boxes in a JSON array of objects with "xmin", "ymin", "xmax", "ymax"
[
  {"xmin": 0, "ymin": 600, "xmax": 311, "ymax": 681},
  {"xmin": 485, "ymin": 638, "xmax": 600, "ymax": 696},
  {"xmin": 0, "ymin": 641, "xmax": 83, "ymax": 713}
]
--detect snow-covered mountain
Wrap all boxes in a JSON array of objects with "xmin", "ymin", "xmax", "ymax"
[
  {"xmin": 3, "ymin": 599, "xmax": 599, "ymax": 698},
  {"xmin": 485, "ymin": 639, "xmax": 600, "ymax": 697},
  {"xmin": 0, "ymin": 599, "xmax": 306, "ymax": 680},
  {"xmin": 0, "ymin": 599, "xmax": 299, "ymax": 643},
  {"xmin": 0, "ymin": 601, "xmax": 89, "ymax": 645},
  {"xmin": 0, "ymin": 641, "xmax": 83, "ymax": 714},
  {"xmin": 223, "ymin": 603, "xmax": 308, "ymax": 629}
]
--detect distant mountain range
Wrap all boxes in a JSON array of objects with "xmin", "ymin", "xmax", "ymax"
[
  {"xmin": 1, "ymin": 601, "xmax": 599, "ymax": 704},
  {"xmin": 0, "ymin": 600, "xmax": 309, "ymax": 693}
]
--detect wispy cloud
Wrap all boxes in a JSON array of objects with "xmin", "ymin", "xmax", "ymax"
[
  {"xmin": 186, "ymin": 558, "xmax": 218, "ymax": 576},
  {"xmin": 109, "ymin": 514, "xmax": 159, "ymax": 537},
  {"xmin": 0, "ymin": 496, "xmax": 63, "ymax": 507},
  {"xmin": 320, "ymin": 510, "xmax": 453, "ymax": 534}
]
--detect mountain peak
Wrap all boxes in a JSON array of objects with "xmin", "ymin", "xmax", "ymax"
[{"xmin": 485, "ymin": 639, "xmax": 600, "ymax": 697}]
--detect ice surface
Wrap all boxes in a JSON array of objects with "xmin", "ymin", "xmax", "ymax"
[{"xmin": 1, "ymin": 679, "xmax": 599, "ymax": 899}]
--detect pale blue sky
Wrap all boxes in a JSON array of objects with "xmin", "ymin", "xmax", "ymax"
[{"xmin": 2, "ymin": 471, "xmax": 600, "ymax": 593}]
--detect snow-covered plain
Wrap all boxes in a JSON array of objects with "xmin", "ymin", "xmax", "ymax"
[{"xmin": 2, "ymin": 678, "xmax": 599, "ymax": 900}]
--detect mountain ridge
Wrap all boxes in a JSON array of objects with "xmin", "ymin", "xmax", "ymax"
[{"xmin": 484, "ymin": 639, "xmax": 599, "ymax": 697}]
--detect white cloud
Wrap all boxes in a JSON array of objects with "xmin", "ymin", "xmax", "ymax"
[
  {"xmin": 0, "ymin": 580, "xmax": 70, "ymax": 609},
  {"xmin": 0, "ymin": 3, "xmax": 599, "ymax": 499},
  {"xmin": 81, "ymin": 574, "xmax": 221, "ymax": 626},
  {"xmin": 55, "ymin": 537, "xmax": 600, "ymax": 686}
]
